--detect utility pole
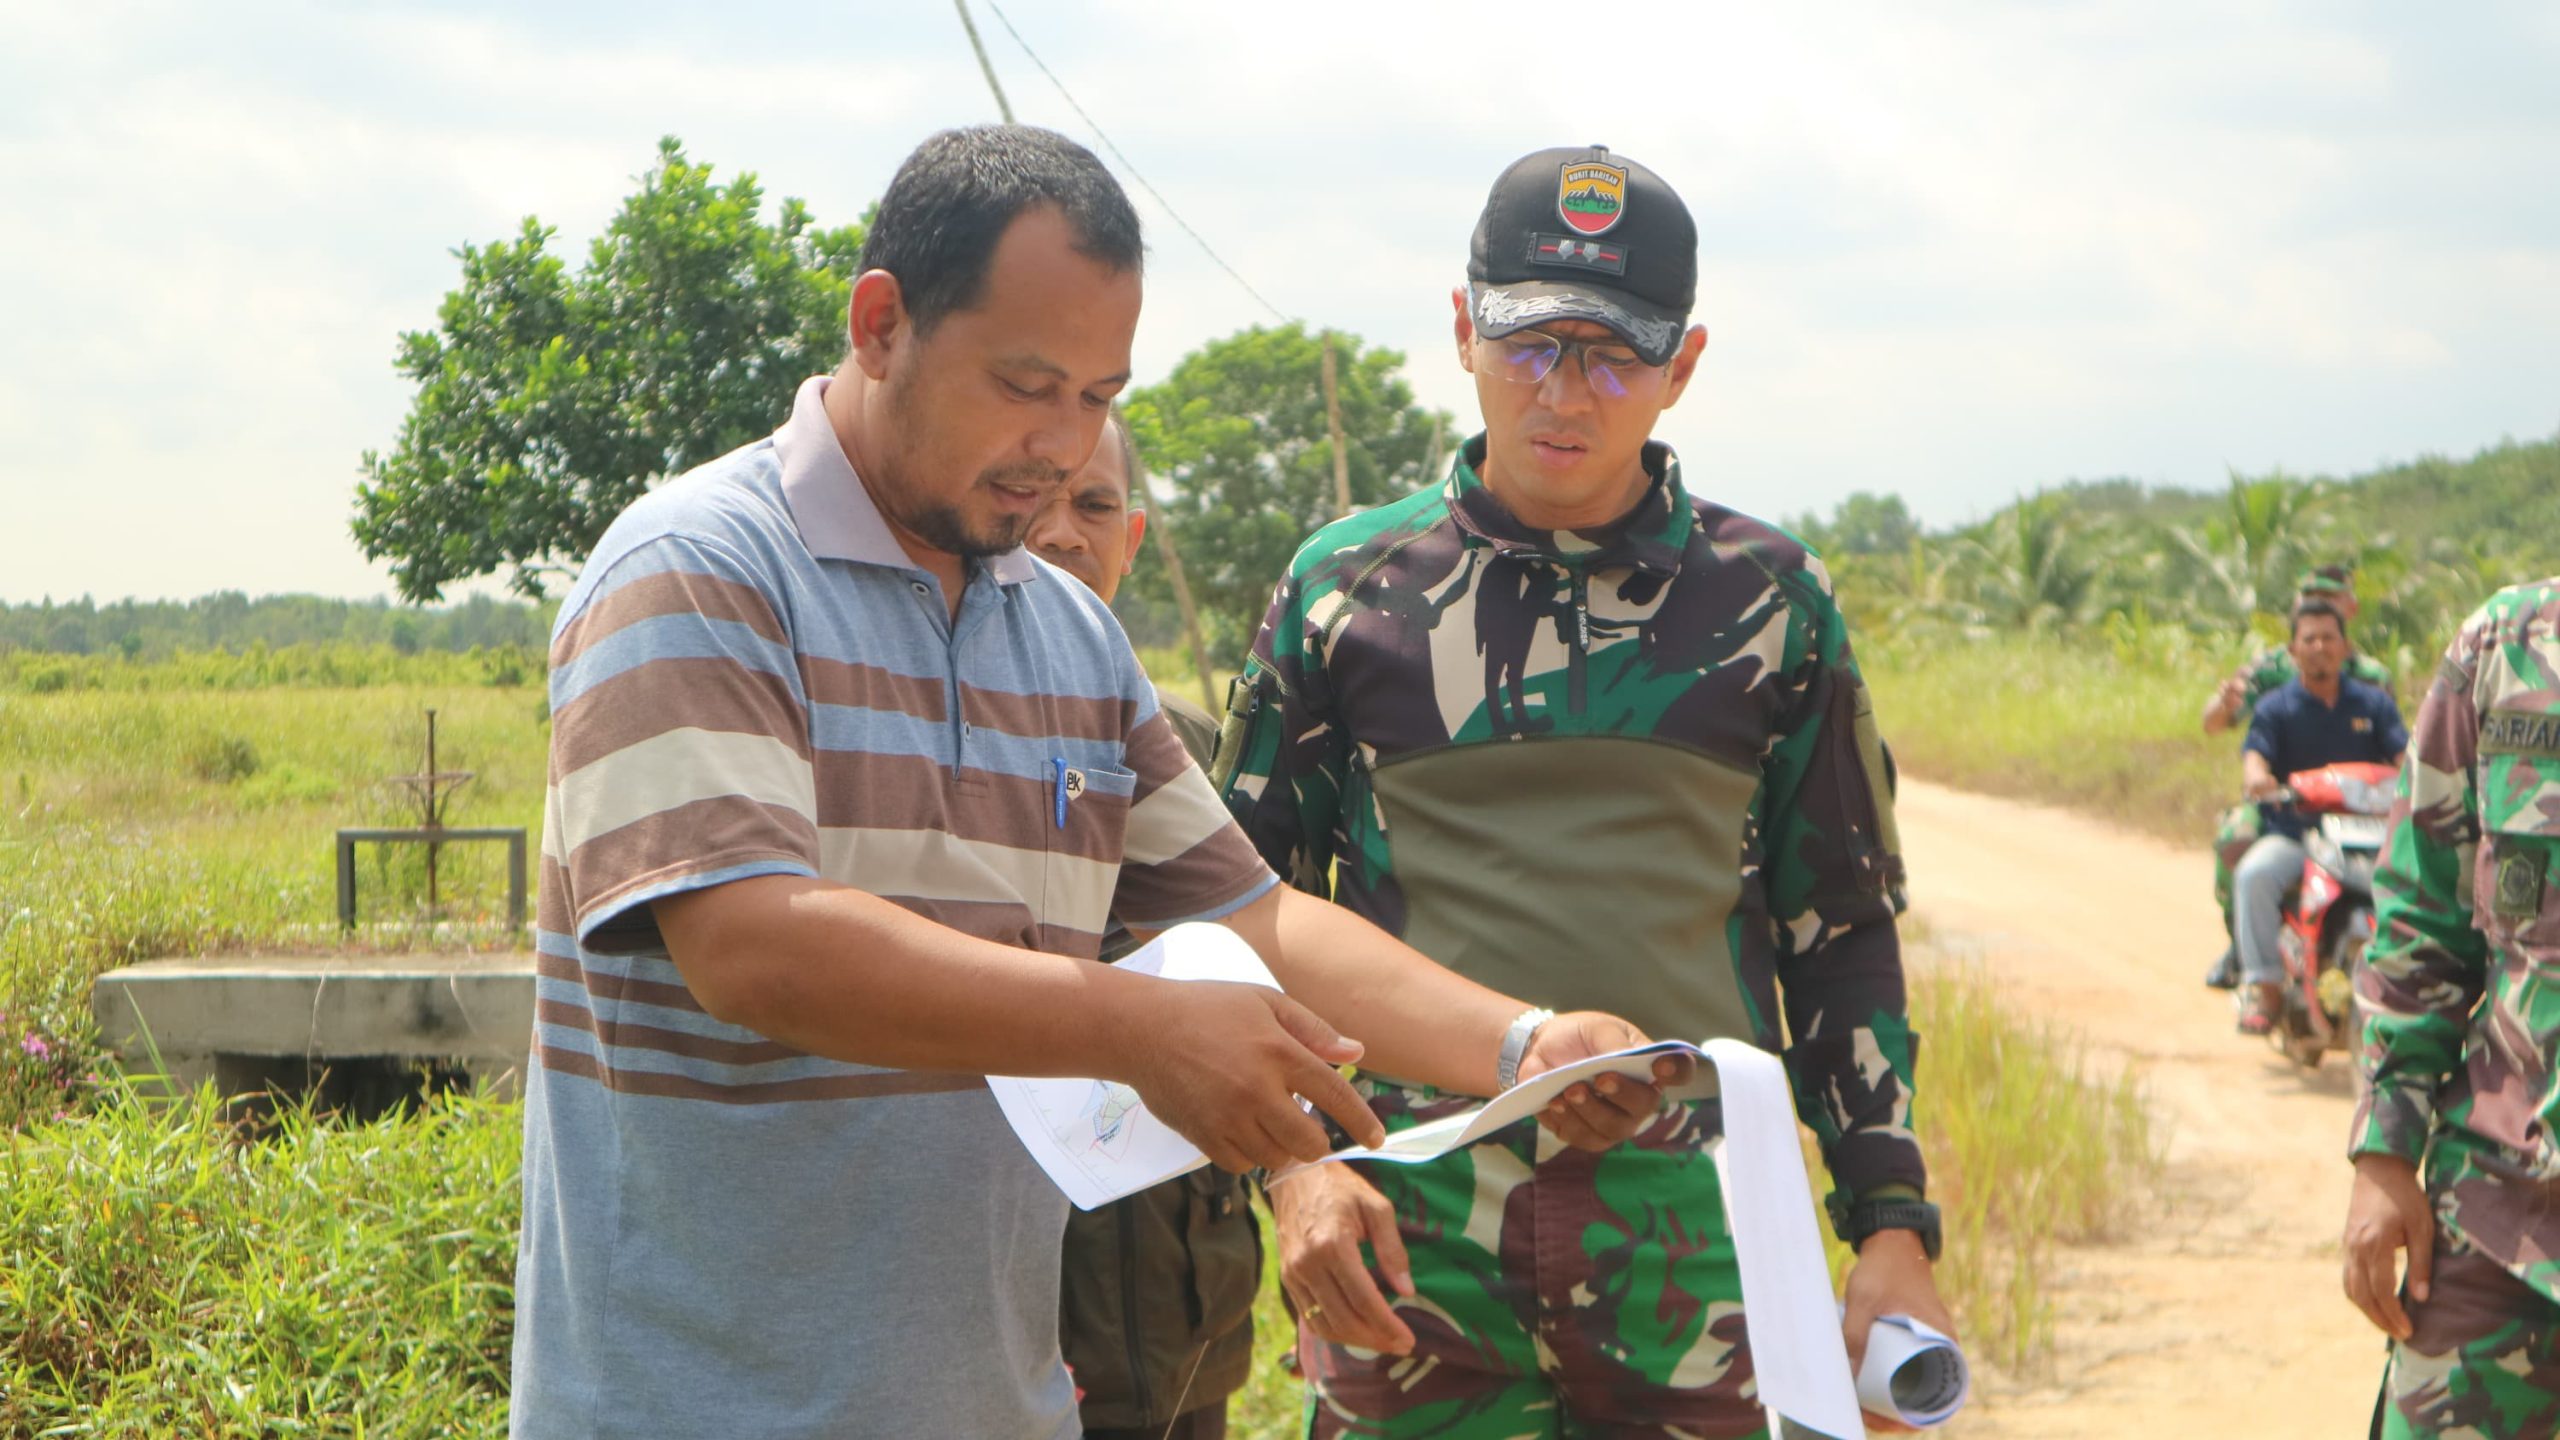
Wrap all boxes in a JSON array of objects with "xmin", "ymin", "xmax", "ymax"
[
  {"xmin": 953, "ymin": 0, "xmax": 1016, "ymax": 122},
  {"xmin": 1321, "ymin": 335, "xmax": 1354, "ymax": 517},
  {"xmin": 1128, "ymin": 463, "xmax": 1220, "ymax": 709},
  {"xmin": 1423, "ymin": 411, "xmax": 1448, "ymax": 485}
]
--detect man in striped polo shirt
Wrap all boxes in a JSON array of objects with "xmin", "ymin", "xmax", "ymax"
[{"xmin": 511, "ymin": 125, "xmax": 1680, "ymax": 1440}]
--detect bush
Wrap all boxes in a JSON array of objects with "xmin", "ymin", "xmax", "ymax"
[{"xmin": 187, "ymin": 734, "xmax": 262, "ymax": 783}]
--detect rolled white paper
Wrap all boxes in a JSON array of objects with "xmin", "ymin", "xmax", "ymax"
[{"xmin": 1854, "ymin": 1312, "xmax": 1970, "ymax": 1428}]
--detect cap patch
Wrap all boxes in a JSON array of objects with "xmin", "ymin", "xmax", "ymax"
[
  {"xmin": 1530, "ymin": 233, "xmax": 1628, "ymax": 276},
  {"xmin": 1557, "ymin": 160, "xmax": 1628, "ymax": 236}
]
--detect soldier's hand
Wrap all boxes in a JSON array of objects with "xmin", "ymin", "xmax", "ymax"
[
  {"xmin": 1270, "ymin": 1161, "xmax": 1416, "ymax": 1355},
  {"xmin": 1120, "ymin": 980, "xmax": 1385, "ymax": 1173},
  {"xmin": 1842, "ymin": 1229, "xmax": 1957, "ymax": 1433},
  {"xmin": 1517, "ymin": 1012, "xmax": 1691, "ymax": 1151},
  {"xmin": 2342, "ymin": 1152, "xmax": 2433, "ymax": 1340}
]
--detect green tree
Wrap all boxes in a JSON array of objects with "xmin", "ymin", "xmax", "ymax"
[
  {"xmin": 353, "ymin": 138, "xmax": 867, "ymax": 601},
  {"xmin": 1789, "ymin": 490, "xmax": 1920, "ymax": 557},
  {"xmin": 1121, "ymin": 324, "xmax": 1454, "ymax": 656}
]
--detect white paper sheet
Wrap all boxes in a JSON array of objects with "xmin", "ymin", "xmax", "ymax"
[{"xmin": 985, "ymin": 923, "xmax": 1277, "ymax": 1211}]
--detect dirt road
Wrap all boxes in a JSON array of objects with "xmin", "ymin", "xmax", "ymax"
[{"xmin": 1898, "ymin": 780, "xmax": 2383, "ymax": 1439}]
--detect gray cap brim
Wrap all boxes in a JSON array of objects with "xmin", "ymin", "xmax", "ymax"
[{"xmin": 1470, "ymin": 280, "xmax": 1687, "ymax": 366}]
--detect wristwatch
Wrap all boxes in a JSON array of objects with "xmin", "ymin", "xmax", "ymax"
[
  {"xmin": 1494, "ymin": 1007, "xmax": 1555, "ymax": 1092},
  {"xmin": 1825, "ymin": 1191, "xmax": 1944, "ymax": 1262}
]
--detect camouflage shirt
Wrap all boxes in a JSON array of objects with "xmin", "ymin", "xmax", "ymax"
[
  {"xmin": 1214, "ymin": 437, "xmax": 1923, "ymax": 1201},
  {"xmin": 2353, "ymin": 578, "xmax": 2560, "ymax": 1300},
  {"xmin": 2233, "ymin": 642, "xmax": 2394, "ymax": 712}
]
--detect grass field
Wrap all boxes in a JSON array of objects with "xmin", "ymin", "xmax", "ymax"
[
  {"xmin": 1862, "ymin": 631, "xmax": 2238, "ymax": 846},
  {"xmin": 1, "ymin": 651, "xmax": 2157, "ymax": 1431}
]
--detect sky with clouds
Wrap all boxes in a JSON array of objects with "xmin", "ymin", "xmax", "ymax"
[{"xmin": 4, "ymin": 0, "xmax": 2555, "ymax": 604}]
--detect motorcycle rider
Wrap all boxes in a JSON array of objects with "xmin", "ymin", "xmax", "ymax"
[
  {"xmin": 2231, "ymin": 598, "xmax": 2406, "ymax": 1035},
  {"xmin": 2204, "ymin": 566, "xmax": 2396, "ymax": 988}
]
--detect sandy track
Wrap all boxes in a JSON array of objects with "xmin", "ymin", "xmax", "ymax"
[{"xmin": 1897, "ymin": 779, "xmax": 2382, "ymax": 1439}]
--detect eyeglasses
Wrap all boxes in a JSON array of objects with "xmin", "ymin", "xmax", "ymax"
[{"xmin": 1481, "ymin": 330, "xmax": 1656, "ymax": 399}]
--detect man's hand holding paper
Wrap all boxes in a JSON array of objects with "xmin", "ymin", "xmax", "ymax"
[{"xmin": 1516, "ymin": 1011, "xmax": 1696, "ymax": 1151}]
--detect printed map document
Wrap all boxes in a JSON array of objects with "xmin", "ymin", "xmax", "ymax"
[{"xmin": 986, "ymin": 924, "xmax": 1278, "ymax": 1211}]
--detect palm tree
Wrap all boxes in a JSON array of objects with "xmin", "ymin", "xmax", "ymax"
[
  {"xmin": 2166, "ymin": 471, "xmax": 2333, "ymax": 627},
  {"xmin": 1947, "ymin": 492, "xmax": 2101, "ymax": 633}
]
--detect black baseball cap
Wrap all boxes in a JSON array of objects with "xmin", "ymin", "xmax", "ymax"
[{"xmin": 1467, "ymin": 144, "xmax": 1697, "ymax": 366}]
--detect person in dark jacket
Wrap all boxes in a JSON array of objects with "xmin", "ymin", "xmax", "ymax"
[{"xmin": 1031, "ymin": 410, "xmax": 1252, "ymax": 1439}]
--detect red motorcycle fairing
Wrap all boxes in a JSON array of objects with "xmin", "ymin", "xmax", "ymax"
[{"xmin": 2281, "ymin": 760, "xmax": 2400, "ymax": 818}]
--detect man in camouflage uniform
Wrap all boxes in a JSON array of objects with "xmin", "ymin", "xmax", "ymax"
[
  {"xmin": 2344, "ymin": 577, "xmax": 2560, "ymax": 1438},
  {"xmin": 1034, "ymin": 412, "xmax": 1252, "ymax": 1440},
  {"xmin": 1212, "ymin": 145, "xmax": 1951, "ymax": 1438},
  {"xmin": 2203, "ymin": 566, "xmax": 2398, "ymax": 988}
]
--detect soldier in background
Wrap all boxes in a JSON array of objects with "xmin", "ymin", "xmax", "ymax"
[
  {"xmin": 1213, "ymin": 144, "xmax": 1952, "ymax": 1438},
  {"xmin": 2343, "ymin": 577, "xmax": 2560, "ymax": 1437},
  {"xmin": 1030, "ymin": 412, "xmax": 1249, "ymax": 1440},
  {"xmin": 2202, "ymin": 566, "xmax": 2398, "ymax": 989}
]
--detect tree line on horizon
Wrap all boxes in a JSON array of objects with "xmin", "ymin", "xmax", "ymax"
[
  {"xmin": 1789, "ymin": 435, "xmax": 2560, "ymax": 678},
  {"xmin": 0, "ymin": 591, "xmax": 552, "ymax": 662}
]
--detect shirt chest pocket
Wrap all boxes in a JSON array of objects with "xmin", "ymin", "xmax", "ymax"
[
  {"xmin": 1039, "ymin": 761, "xmax": 1137, "ymax": 946},
  {"xmin": 2474, "ymin": 697, "xmax": 2560, "ymax": 948}
]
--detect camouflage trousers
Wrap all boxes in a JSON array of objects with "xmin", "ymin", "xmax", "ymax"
[
  {"xmin": 2213, "ymin": 802, "xmax": 2262, "ymax": 925},
  {"xmin": 2374, "ymin": 1235, "xmax": 2560, "ymax": 1438},
  {"xmin": 1298, "ymin": 1084, "xmax": 1763, "ymax": 1440}
]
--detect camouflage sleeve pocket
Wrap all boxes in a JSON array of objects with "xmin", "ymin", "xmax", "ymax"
[{"xmin": 2475, "ymin": 702, "xmax": 2560, "ymax": 942}]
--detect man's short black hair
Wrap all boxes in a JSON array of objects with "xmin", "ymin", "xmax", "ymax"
[
  {"xmin": 2290, "ymin": 597, "xmax": 2347, "ymax": 640},
  {"xmin": 859, "ymin": 125, "xmax": 1144, "ymax": 336}
]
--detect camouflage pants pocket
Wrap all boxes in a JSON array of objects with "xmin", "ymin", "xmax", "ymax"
[
  {"xmin": 1301, "ymin": 1088, "xmax": 1765, "ymax": 1440},
  {"xmin": 2377, "ymin": 1243, "xmax": 2560, "ymax": 1439}
]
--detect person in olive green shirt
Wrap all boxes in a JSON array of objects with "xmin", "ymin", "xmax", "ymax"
[
  {"xmin": 1030, "ymin": 409, "xmax": 1243, "ymax": 1440},
  {"xmin": 2202, "ymin": 566, "xmax": 2397, "ymax": 989}
]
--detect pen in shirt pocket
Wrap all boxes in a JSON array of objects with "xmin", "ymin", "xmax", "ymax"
[{"xmin": 1052, "ymin": 757, "xmax": 1067, "ymax": 830}]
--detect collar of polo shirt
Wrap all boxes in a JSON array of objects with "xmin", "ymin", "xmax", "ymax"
[{"xmin": 774, "ymin": 376, "xmax": 1042, "ymax": 587}]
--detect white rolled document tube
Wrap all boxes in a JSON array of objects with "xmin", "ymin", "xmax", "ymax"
[{"xmin": 1853, "ymin": 1312, "xmax": 1970, "ymax": 1428}]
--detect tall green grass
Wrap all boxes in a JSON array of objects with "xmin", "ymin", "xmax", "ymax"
[
  {"xmin": 2, "ymin": 643, "xmax": 542, "ymax": 694},
  {"xmin": 1, "ymin": 1078, "xmax": 519, "ymax": 1438},
  {"xmin": 1864, "ymin": 631, "xmax": 2234, "ymax": 844}
]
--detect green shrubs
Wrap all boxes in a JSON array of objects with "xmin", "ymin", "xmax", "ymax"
[{"xmin": 0, "ymin": 1080, "xmax": 521, "ymax": 1438}]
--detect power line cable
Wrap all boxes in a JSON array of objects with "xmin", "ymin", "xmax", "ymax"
[
  {"xmin": 950, "ymin": 0, "xmax": 1016, "ymax": 122},
  {"xmin": 965, "ymin": 8, "xmax": 1449, "ymax": 490},
  {"xmin": 978, "ymin": 0, "xmax": 1292, "ymax": 326}
]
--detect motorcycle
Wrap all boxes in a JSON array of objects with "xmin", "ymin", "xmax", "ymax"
[{"xmin": 2258, "ymin": 760, "xmax": 2399, "ymax": 1067}]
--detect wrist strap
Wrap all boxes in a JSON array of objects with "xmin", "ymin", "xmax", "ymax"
[{"xmin": 1495, "ymin": 1007, "xmax": 1556, "ymax": 1092}]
